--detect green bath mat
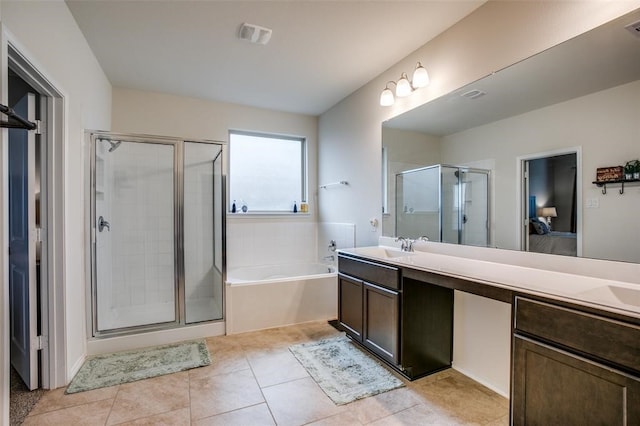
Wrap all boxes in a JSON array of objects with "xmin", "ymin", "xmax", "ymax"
[
  {"xmin": 66, "ymin": 340, "xmax": 210, "ymax": 394},
  {"xmin": 289, "ymin": 335, "xmax": 404, "ymax": 405}
]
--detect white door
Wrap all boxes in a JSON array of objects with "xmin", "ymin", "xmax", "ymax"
[
  {"xmin": 9, "ymin": 92, "xmax": 39, "ymax": 390},
  {"xmin": 522, "ymin": 160, "xmax": 531, "ymax": 252}
]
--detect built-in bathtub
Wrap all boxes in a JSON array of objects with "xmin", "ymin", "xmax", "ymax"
[{"xmin": 225, "ymin": 263, "xmax": 338, "ymax": 334}]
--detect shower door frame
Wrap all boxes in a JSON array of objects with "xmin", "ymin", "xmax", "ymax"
[
  {"xmin": 88, "ymin": 131, "xmax": 226, "ymax": 338},
  {"xmin": 394, "ymin": 164, "xmax": 491, "ymax": 245},
  {"xmin": 454, "ymin": 166, "xmax": 491, "ymax": 247}
]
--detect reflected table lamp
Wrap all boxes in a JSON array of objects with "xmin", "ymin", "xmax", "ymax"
[{"xmin": 541, "ymin": 207, "xmax": 558, "ymax": 231}]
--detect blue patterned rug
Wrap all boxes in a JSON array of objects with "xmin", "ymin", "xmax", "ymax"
[
  {"xmin": 66, "ymin": 340, "xmax": 210, "ymax": 394},
  {"xmin": 289, "ymin": 335, "xmax": 404, "ymax": 405}
]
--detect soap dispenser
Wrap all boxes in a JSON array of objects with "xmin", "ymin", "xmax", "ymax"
[
  {"xmin": 293, "ymin": 201, "xmax": 298, "ymax": 213},
  {"xmin": 231, "ymin": 200, "xmax": 237, "ymax": 213}
]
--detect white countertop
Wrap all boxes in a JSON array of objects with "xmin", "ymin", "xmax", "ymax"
[{"xmin": 338, "ymin": 246, "xmax": 640, "ymax": 320}]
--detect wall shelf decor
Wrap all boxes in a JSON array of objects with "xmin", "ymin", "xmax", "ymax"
[{"xmin": 592, "ymin": 178, "xmax": 640, "ymax": 195}]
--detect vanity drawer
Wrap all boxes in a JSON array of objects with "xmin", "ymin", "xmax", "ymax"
[
  {"xmin": 514, "ymin": 297, "xmax": 640, "ymax": 374},
  {"xmin": 338, "ymin": 255, "xmax": 400, "ymax": 290}
]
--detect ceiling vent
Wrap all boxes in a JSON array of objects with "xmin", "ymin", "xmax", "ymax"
[
  {"xmin": 460, "ymin": 89, "xmax": 486, "ymax": 100},
  {"xmin": 238, "ymin": 23, "xmax": 272, "ymax": 45},
  {"xmin": 625, "ymin": 20, "xmax": 640, "ymax": 39}
]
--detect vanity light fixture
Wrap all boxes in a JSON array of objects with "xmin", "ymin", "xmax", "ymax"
[{"xmin": 380, "ymin": 62, "xmax": 430, "ymax": 106}]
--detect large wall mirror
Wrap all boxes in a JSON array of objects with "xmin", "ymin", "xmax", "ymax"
[{"xmin": 382, "ymin": 8, "xmax": 640, "ymax": 264}]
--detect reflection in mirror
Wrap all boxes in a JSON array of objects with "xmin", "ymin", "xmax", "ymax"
[
  {"xmin": 382, "ymin": 8, "xmax": 640, "ymax": 263},
  {"xmin": 395, "ymin": 165, "xmax": 490, "ymax": 247}
]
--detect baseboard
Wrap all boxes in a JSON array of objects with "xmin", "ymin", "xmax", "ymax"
[
  {"xmin": 86, "ymin": 321, "xmax": 226, "ymax": 356},
  {"xmin": 67, "ymin": 354, "xmax": 87, "ymax": 383},
  {"xmin": 452, "ymin": 365, "xmax": 510, "ymax": 398}
]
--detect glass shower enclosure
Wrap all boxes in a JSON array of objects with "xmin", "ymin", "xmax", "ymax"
[
  {"xmin": 90, "ymin": 132, "xmax": 225, "ymax": 336},
  {"xmin": 396, "ymin": 165, "xmax": 490, "ymax": 246}
]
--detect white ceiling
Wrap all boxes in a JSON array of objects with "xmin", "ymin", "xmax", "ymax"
[{"xmin": 65, "ymin": 0, "xmax": 485, "ymax": 116}]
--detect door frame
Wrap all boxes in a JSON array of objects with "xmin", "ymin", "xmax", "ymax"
[
  {"xmin": 516, "ymin": 147, "xmax": 582, "ymax": 256},
  {"xmin": 1, "ymin": 32, "xmax": 67, "ymax": 407}
]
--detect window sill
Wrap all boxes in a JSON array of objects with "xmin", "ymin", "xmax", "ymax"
[{"xmin": 227, "ymin": 212, "xmax": 312, "ymax": 219}]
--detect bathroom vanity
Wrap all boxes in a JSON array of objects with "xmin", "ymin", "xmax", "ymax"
[
  {"xmin": 337, "ymin": 247, "xmax": 640, "ymax": 424},
  {"xmin": 338, "ymin": 253, "xmax": 453, "ymax": 378}
]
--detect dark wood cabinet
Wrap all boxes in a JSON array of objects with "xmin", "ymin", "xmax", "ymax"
[
  {"xmin": 512, "ymin": 335, "xmax": 640, "ymax": 425},
  {"xmin": 512, "ymin": 296, "xmax": 640, "ymax": 425},
  {"xmin": 338, "ymin": 254, "xmax": 401, "ymax": 370},
  {"xmin": 337, "ymin": 254, "xmax": 454, "ymax": 380},
  {"xmin": 363, "ymin": 281, "xmax": 399, "ymax": 365},
  {"xmin": 401, "ymin": 277, "xmax": 453, "ymax": 379},
  {"xmin": 338, "ymin": 250, "xmax": 640, "ymax": 421},
  {"xmin": 338, "ymin": 274, "xmax": 363, "ymax": 340}
]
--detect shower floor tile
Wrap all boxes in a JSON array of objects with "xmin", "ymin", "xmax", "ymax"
[{"xmin": 20, "ymin": 321, "xmax": 509, "ymax": 425}]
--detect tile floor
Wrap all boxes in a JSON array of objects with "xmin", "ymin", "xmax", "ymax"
[{"xmin": 21, "ymin": 321, "xmax": 509, "ymax": 425}]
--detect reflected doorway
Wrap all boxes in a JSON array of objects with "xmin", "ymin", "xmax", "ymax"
[{"xmin": 520, "ymin": 150, "xmax": 580, "ymax": 257}]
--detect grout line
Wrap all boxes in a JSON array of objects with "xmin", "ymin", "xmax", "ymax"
[
  {"xmin": 105, "ymin": 385, "xmax": 121, "ymax": 425},
  {"xmin": 245, "ymin": 349, "xmax": 278, "ymax": 425}
]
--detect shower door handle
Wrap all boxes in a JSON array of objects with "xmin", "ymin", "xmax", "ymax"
[{"xmin": 98, "ymin": 216, "xmax": 110, "ymax": 232}]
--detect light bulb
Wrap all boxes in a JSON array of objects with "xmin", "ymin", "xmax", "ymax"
[
  {"xmin": 395, "ymin": 73, "xmax": 412, "ymax": 97},
  {"xmin": 412, "ymin": 62, "xmax": 429, "ymax": 88},
  {"xmin": 380, "ymin": 87, "xmax": 395, "ymax": 106}
]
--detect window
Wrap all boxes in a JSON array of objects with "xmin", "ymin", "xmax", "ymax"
[{"xmin": 229, "ymin": 131, "xmax": 306, "ymax": 213}]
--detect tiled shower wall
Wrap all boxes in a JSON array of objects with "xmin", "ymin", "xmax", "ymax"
[
  {"xmin": 96, "ymin": 141, "xmax": 176, "ymax": 329},
  {"xmin": 226, "ymin": 220, "xmax": 317, "ymax": 270},
  {"xmin": 318, "ymin": 222, "xmax": 356, "ymax": 263},
  {"xmin": 226, "ymin": 220, "xmax": 356, "ymax": 271}
]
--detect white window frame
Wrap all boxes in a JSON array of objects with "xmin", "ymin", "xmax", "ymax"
[{"xmin": 228, "ymin": 130, "xmax": 307, "ymax": 214}]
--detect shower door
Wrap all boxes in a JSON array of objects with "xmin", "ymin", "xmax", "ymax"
[
  {"xmin": 91, "ymin": 133, "xmax": 225, "ymax": 335},
  {"xmin": 396, "ymin": 165, "xmax": 489, "ymax": 246},
  {"xmin": 459, "ymin": 169, "xmax": 489, "ymax": 247},
  {"xmin": 183, "ymin": 142, "xmax": 224, "ymax": 324},
  {"xmin": 442, "ymin": 167, "xmax": 490, "ymax": 246},
  {"xmin": 93, "ymin": 137, "xmax": 177, "ymax": 332},
  {"xmin": 395, "ymin": 166, "xmax": 440, "ymax": 240}
]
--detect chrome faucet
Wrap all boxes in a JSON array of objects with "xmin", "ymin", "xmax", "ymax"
[
  {"xmin": 323, "ymin": 255, "xmax": 335, "ymax": 262},
  {"xmin": 395, "ymin": 237, "xmax": 414, "ymax": 252},
  {"xmin": 98, "ymin": 216, "xmax": 110, "ymax": 232}
]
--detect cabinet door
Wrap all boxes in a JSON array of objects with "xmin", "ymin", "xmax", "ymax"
[
  {"xmin": 512, "ymin": 335, "xmax": 640, "ymax": 425},
  {"xmin": 338, "ymin": 274, "xmax": 363, "ymax": 341},
  {"xmin": 401, "ymin": 278, "xmax": 453, "ymax": 379},
  {"xmin": 363, "ymin": 282, "xmax": 400, "ymax": 365}
]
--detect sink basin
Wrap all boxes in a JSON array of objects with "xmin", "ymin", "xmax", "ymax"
[
  {"xmin": 578, "ymin": 285, "xmax": 640, "ymax": 308},
  {"xmin": 351, "ymin": 246, "xmax": 416, "ymax": 260}
]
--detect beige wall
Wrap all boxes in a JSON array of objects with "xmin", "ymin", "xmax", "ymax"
[
  {"xmin": 111, "ymin": 87, "xmax": 319, "ymax": 267},
  {"xmin": 112, "ymin": 88, "xmax": 317, "ymax": 147},
  {"xmin": 382, "ymin": 127, "xmax": 441, "ymax": 236},
  {"xmin": 1, "ymin": 0, "xmax": 112, "ymax": 421},
  {"xmin": 319, "ymin": 0, "xmax": 640, "ymax": 398},
  {"xmin": 442, "ymin": 80, "xmax": 640, "ymax": 263},
  {"xmin": 319, "ymin": 1, "xmax": 640, "ymax": 246}
]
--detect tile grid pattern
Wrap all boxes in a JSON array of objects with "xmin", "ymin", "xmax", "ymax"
[{"xmin": 21, "ymin": 321, "xmax": 508, "ymax": 425}]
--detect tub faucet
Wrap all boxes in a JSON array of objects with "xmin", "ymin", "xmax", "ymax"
[{"xmin": 323, "ymin": 255, "xmax": 335, "ymax": 262}]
